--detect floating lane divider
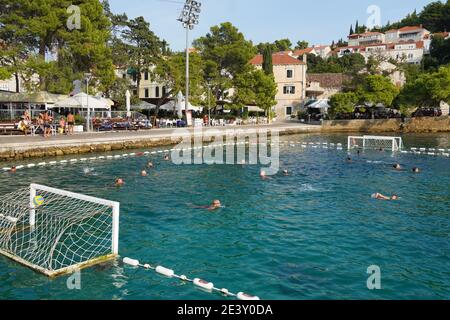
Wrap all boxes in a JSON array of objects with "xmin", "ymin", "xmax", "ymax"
[
  {"xmin": 3, "ymin": 142, "xmax": 449, "ymax": 172},
  {"xmin": 123, "ymin": 257, "xmax": 260, "ymax": 301}
]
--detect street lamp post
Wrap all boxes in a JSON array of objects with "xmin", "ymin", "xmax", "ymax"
[
  {"xmin": 177, "ymin": 0, "xmax": 201, "ymax": 127},
  {"xmin": 84, "ymin": 73, "xmax": 92, "ymax": 132},
  {"xmin": 207, "ymin": 83, "xmax": 211, "ymax": 126}
]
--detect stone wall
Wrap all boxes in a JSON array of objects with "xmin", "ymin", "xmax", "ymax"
[
  {"xmin": 0, "ymin": 138, "xmax": 180, "ymax": 162},
  {"xmin": 321, "ymin": 116, "xmax": 450, "ymax": 133},
  {"xmin": 1, "ymin": 118, "xmax": 448, "ymax": 162},
  {"xmin": 0, "ymin": 128, "xmax": 319, "ymax": 162}
]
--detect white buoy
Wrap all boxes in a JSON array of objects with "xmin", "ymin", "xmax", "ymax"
[
  {"xmin": 123, "ymin": 257, "xmax": 140, "ymax": 267},
  {"xmin": 156, "ymin": 266, "xmax": 175, "ymax": 278},
  {"xmin": 237, "ymin": 292, "xmax": 260, "ymax": 301},
  {"xmin": 193, "ymin": 278, "xmax": 214, "ymax": 291},
  {"xmin": 220, "ymin": 288, "xmax": 229, "ymax": 295}
]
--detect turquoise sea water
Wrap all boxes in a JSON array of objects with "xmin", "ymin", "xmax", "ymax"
[{"xmin": 0, "ymin": 133, "xmax": 449, "ymax": 300}]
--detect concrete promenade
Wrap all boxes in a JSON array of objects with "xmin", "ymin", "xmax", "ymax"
[{"xmin": 0, "ymin": 122, "xmax": 321, "ymax": 160}]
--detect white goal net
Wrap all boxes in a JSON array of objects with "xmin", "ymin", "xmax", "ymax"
[
  {"xmin": 348, "ymin": 136, "xmax": 404, "ymax": 152},
  {"xmin": 0, "ymin": 184, "xmax": 119, "ymax": 277}
]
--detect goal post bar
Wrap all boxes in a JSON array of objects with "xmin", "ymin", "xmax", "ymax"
[
  {"xmin": 29, "ymin": 184, "xmax": 120, "ymax": 255},
  {"xmin": 348, "ymin": 136, "xmax": 403, "ymax": 152}
]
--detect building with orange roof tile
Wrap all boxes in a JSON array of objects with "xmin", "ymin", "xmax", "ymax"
[{"xmin": 250, "ymin": 53, "xmax": 307, "ymax": 118}]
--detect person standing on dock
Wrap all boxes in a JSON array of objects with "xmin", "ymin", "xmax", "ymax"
[{"xmin": 67, "ymin": 112, "xmax": 75, "ymax": 136}]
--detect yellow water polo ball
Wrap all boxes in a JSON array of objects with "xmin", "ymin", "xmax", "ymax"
[{"xmin": 33, "ymin": 195, "xmax": 45, "ymax": 207}]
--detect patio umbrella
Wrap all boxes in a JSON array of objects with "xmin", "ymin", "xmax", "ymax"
[
  {"xmin": 126, "ymin": 90, "xmax": 131, "ymax": 117},
  {"xmin": 176, "ymin": 91, "xmax": 184, "ymax": 118},
  {"xmin": 131, "ymin": 100, "xmax": 156, "ymax": 110},
  {"xmin": 53, "ymin": 93, "xmax": 111, "ymax": 109}
]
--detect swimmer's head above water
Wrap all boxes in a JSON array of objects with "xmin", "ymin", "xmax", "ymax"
[
  {"xmin": 115, "ymin": 178, "xmax": 124, "ymax": 186},
  {"xmin": 209, "ymin": 200, "xmax": 222, "ymax": 210}
]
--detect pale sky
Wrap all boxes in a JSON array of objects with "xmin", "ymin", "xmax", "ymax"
[{"xmin": 108, "ymin": 0, "xmax": 434, "ymax": 51}]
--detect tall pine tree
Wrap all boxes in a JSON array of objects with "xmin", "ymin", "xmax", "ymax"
[
  {"xmin": 262, "ymin": 47, "xmax": 273, "ymax": 75},
  {"xmin": 0, "ymin": 0, "xmax": 115, "ymax": 93},
  {"xmin": 349, "ymin": 24, "xmax": 354, "ymax": 35}
]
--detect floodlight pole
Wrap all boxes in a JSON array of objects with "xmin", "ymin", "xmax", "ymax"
[
  {"xmin": 185, "ymin": 26, "xmax": 190, "ymax": 126},
  {"xmin": 178, "ymin": 0, "xmax": 201, "ymax": 127}
]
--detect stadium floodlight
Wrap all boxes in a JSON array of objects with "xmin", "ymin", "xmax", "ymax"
[{"xmin": 177, "ymin": 0, "xmax": 202, "ymax": 126}]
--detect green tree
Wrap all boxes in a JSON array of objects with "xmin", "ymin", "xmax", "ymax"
[
  {"xmin": 306, "ymin": 53, "xmax": 365, "ymax": 74},
  {"xmin": 233, "ymin": 69, "xmax": 277, "ymax": 122},
  {"xmin": 256, "ymin": 42, "xmax": 276, "ymax": 55},
  {"xmin": 152, "ymin": 51, "xmax": 205, "ymax": 122},
  {"xmin": 0, "ymin": 0, "xmax": 115, "ymax": 93},
  {"xmin": 426, "ymin": 35, "xmax": 450, "ymax": 70},
  {"xmin": 122, "ymin": 16, "xmax": 162, "ymax": 91},
  {"xmin": 106, "ymin": 77, "xmax": 140, "ymax": 110},
  {"xmin": 356, "ymin": 75, "xmax": 400, "ymax": 107},
  {"xmin": 0, "ymin": 43, "xmax": 28, "ymax": 92},
  {"xmin": 397, "ymin": 65, "xmax": 450, "ymax": 111},
  {"xmin": 274, "ymin": 39, "xmax": 292, "ymax": 52},
  {"xmin": 339, "ymin": 53, "xmax": 366, "ymax": 74},
  {"xmin": 420, "ymin": 2, "xmax": 447, "ymax": 32},
  {"xmin": 262, "ymin": 46, "xmax": 273, "ymax": 75},
  {"xmin": 0, "ymin": 67, "xmax": 11, "ymax": 80},
  {"xmin": 193, "ymin": 22, "xmax": 256, "ymax": 103},
  {"xmin": 329, "ymin": 92, "xmax": 358, "ymax": 117},
  {"xmin": 295, "ymin": 41, "xmax": 309, "ymax": 50},
  {"xmin": 349, "ymin": 24, "xmax": 354, "ymax": 35}
]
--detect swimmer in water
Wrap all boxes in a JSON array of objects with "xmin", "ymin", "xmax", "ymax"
[
  {"xmin": 164, "ymin": 154, "xmax": 170, "ymax": 161},
  {"xmin": 208, "ymin": 200, "xmax": 222, "ymax": 211},
  {"xmin": 10, "ymin": 166, "xmax": 16, "ymax": 173},
  {"xmin": 393, "ymin": 163, "xmax": 402, "ymax": 170},
  {"xmin": 282, "ymin": 169, "xmax": 289, "ymax": 176},
  {"xmin": 412, "ymin": 167, "xmax": 420, "ymax": 173},
  {"xmin": 260, "ymin": 170, "xmax": 271, "ymax": 180},
  {"xmin": 147, "ymin": 162, "xmax": 154, "ymax": 168},
  {"xmin": 371, "ymin": 193, "xmax": 399, "ymax": 201},
  {"xmin": 346, "ymin": 156, "xmax": 352, "ymax": 162},
  {"xmin": 115, "ymin": 178, "xmax": 124, "ymax": 187},
  {"xmin": 190, "ymin": 200, "xmax": 223, "ymax": 211},
  {"xmin": 141, "ymin": 170, "xmax": 148, "ymax": 177}
]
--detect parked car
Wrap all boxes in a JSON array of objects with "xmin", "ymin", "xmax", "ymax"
[{"xmin": 412, "ymin": 108, "xmax": 442, "ymax": 117}]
